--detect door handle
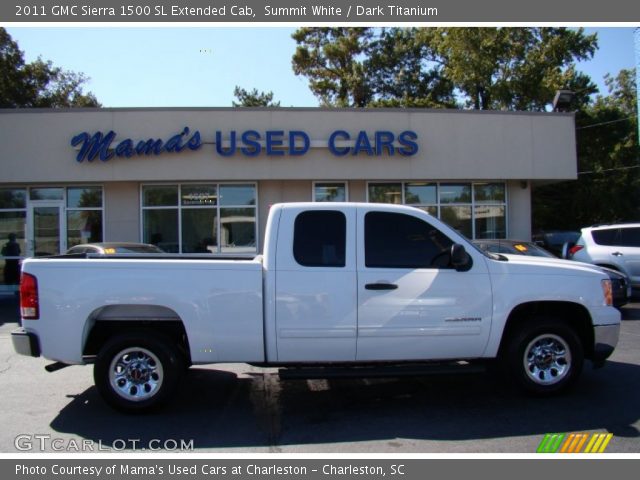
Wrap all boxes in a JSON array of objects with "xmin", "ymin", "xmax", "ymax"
[
  {"xmin": 365, "ymin": 283, "xmax": 398, "ymax": 291},
  {"xmin": 611, "ymin": 252, "xmax": 624, "ymax": 257}
]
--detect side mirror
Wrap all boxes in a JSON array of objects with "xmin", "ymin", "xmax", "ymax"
[{"xmin": 451, "ymin": 244, "xmax": 473, "ymax": 272}]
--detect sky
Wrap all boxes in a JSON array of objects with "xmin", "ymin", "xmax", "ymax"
[{"xmin": 4, "ymin": 27, "xmax": 638, "ymax": 108}]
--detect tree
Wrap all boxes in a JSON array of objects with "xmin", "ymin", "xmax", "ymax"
[
  {"xmin": 232, "ymin": 86, "xmax": 280, "ymax": 107},
  {"xmin": 366, "ymin": 28, "xmax": 456, "ymax": 108},
  {"xmin": 292, "ymin": 27, "xmax": 597, "ymax": 111},
  {"xmin": 533, "ymin": 69, "xmax": 639, "ymax": 230},
  {"xmin": 292, "ymin": 27, "xmax": 374, "ymax": 107},
  {"xmin": 422, "ymin": 28, "xmax": 598, "ymax": 111},
  {"xmin": 0, "ymin": 27, "xmax": 99, "ymax": 108}
]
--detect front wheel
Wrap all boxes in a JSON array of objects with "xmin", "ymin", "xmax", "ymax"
[
  {"xmin": 505, "ymin": 319, "xmax": 584, "ymax": 395},
  {"xmin": 94, "ymin": 332, "xmax": 183, "ymax": 412}
]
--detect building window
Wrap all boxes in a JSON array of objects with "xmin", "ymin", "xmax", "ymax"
[
  {"xmin": 473, "ymin": 183, "xmax": 506, "ymax": 239},
  {"xmin": 313, "ymin": 182, "xmax": 348, "ymax": 202},
  {"xmin": 0, "ymin": 188, "xmax": 26, "ymax": 291},
  {"xmin": 368, "ymin": 183, "xmax": 402, "ymax": 204},
  {"xmin": 367, "ymin": 181, "xmax": 506, "ymax": 239},
  {"xmin": 66, "ymin": 187, "xmax": 104, "ymax": 248},
  {"xmin": 142, "ymin": 183, "xmax": 257, "ymax": 254}
]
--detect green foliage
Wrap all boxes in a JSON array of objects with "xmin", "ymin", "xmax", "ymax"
[
  {"xmin": 0, "ymin": 27, "xmax": 99, "ymax": 108},
  {"xmin": 291, "ymin": 27, "xmax": 597, "ymax": 110},
  {"xmin": 232, "ymin": 86, "xmax": 280, "ymax": 107},
  {"xmin": 533, "ymin": 69, "xmax": 639, "ymax": 230},
  {"xmin": 424, "ymin": 28, "xmax": 598, "ymax": 110},
  {"xmin": 292, "ymin": 28, "xmax": 374, "ymax": 107}
]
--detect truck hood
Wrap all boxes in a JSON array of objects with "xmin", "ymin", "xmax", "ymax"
[{"xmin": 488, "ymin": 254, "xmax": 607, "ymax": 278}]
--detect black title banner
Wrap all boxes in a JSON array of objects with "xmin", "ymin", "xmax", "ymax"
[{"xmin": 3, "ymin": 0, "xmax": 640, "ymax": 22}]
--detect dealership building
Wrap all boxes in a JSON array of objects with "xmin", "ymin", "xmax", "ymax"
[{"xmin": 0, "ymin": 107, "xmax": 576, "ymax": 289}]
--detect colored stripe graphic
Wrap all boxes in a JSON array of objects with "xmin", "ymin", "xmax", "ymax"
[
  {"xmin": 537, "ymin": 433, "xmax": 566, "ymax": 453},
  {"xmin": 538, "ymin": 433, "xmax": 613, "ymax": 453}
]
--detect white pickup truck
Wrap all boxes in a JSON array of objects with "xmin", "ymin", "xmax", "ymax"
[{"xmin": 12, "ymin": 203, "xmax": 620, "ymax": 411}]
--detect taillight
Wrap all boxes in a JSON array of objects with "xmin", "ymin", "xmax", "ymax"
[
  {"xmin": 568, "ymin": 245, "xmax": 584, "ymax": 258},
  {"xmin": 20, "ymin": 272, "xmax": 39, "ymax": 320}
]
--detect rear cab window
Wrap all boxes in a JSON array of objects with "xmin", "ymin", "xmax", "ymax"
[{"xmin": 293, "ymin": 210, "xmax": 346, "ymax": 267}]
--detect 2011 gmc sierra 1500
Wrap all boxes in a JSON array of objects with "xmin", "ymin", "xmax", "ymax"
[{"xmin": 12, "ymin": 203, "xmax": 621, "ymax": 412}]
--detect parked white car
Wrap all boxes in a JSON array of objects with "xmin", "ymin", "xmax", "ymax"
[{"xmin": 568, "ymin": 223, "xmax": 640, "ymax": 289}]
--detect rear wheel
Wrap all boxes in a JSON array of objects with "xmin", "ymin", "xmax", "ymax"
[
  {"xmin": 505, "ymin": 319, "xmax": 583, "ymax": 395},
  {"xmin": 94, "ymin": 332, "xmax": 183, "ymax": 412}
]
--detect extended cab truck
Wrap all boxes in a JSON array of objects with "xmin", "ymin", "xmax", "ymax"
[{"xmin": 12, "ymin": 203, "xmax": 621, "ymax": 412}]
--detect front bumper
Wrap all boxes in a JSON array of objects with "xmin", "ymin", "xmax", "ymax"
[
  {"xmin": 592, "ymin": 323, "xmax": 620, "ymax": 365},
  {"xmin": 12, "ymin": 328, "xmax": 40, "ymax": 357}
]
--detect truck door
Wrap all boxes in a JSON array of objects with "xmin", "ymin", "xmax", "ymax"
[
  {"xmin": 356, "ymin": 208, "xmax": 493, "ymax": 361},
  {"xmin": 274, "ymin": 206, "xmax": 357, "ymax": 361}
]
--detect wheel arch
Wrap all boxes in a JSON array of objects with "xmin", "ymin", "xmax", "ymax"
[
  {"xmin": 498, "ymin": 301, "xmax": 595, "ymax": 361},
  {"xmin": 82, "ymin": 305, "xmax": 191, "ymax": 365}
]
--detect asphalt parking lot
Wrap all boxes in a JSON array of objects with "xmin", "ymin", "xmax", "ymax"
[{"xmin": 0, "ymin": 295, "xmax": 638, "ymax": 453}]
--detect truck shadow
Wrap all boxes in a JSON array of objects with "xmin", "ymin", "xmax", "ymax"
[{"xmin": 49, "ymin": 359, "xmax": 640, "ymax": 451}]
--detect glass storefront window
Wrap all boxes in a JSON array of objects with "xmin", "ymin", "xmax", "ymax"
[
  {"xmin": 181, "ymin": 185, "xmax": 218, "ymax": 206},
  {"xmin": 368, "ymin": 183, "xmax": 402, "ymax": 204},
  {"xmin": 439, "ymin": 184, "xmax": 472, "ymax": 204},
  {"xmin": 219, "ymin": 184, "xmax": 256, "ymax": 206},
  {"xmin": 67, "ymin": 210, "xmax": 103, "ymax": 246},
  {"xmin": 142, "ymin": 183, "xmax": 257, "ymax": 254},
  {"xmin": 67, "ymin": 187, "xmax": 103, "ymax": 208},
  {"xmin": 1, "ymin": 193, "xmax": 26, "ymax": 291},
  {"xmin": 143, "ymin": 209, "xmax": 179, "ymax": 253},
  {"xmin": 30, "ymin": 187, "xmax": 64, "ymax": 201},
  {"xmin": 440, "ymin": 206, "xmax": 473, "ymax": 238},
  {"xmin": 314, "ymin": 183, "xmax": 347, "ymax": 202},
  {"xmin": 474, "ymin": 183, "xmax": 506, "ymax": 203},
  {"xmin": 417, "ymin": 206, "xmax": 438, "ymax": 216},
  {"xmin": 66, "ymin": 186, "xmax": 104, "ymax": 249},
  {"xmin": 366, "ymin": 181, "xmax": 506, "ymax": 239},
  {"xmin": 0, "ymin": 189, "xmax": 26, "ymax": 209},
  {"xmin": 405, "ymin": 183, "xmax": 437, "ymax": 205},
  {"xmin": 182, "ymin": 209, "xmax": 217, "ymax": 253},
  {"xmin": 143, "ymin": 185, "xmax": 179, "ymax": 207},
  {"xmin": 474, "ymin": 205, "xmax": 506, "ymax": 239},
  {"xmin": 220, "ymin": 208, "xmax": 256, "ymax": 253}
]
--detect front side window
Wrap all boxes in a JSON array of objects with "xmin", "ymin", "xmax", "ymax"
[
  {"xmin": 365, "ymin": 212, "xmax": 453, "ymax": 269},
  {"xmin": 294, "ymin": 211, "xmax": 346, "ymax": 267}
]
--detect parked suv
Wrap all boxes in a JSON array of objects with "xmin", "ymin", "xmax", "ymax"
[{"xmin": 568, "ymin": 224, "xmax": 640, "ymax": 289}]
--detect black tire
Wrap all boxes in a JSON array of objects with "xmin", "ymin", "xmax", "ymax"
[
  {"xmin": 504, "ymin": 318, "xmax": 584, "ymax": 395},
  {"xmin": 94, "ymin": 332, "xmax": 184, "ymax": 413}
]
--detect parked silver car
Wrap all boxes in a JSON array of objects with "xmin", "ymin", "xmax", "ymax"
[{"xmin": 567, "ymin": 224, "xmax": 640, "ymax": 289}]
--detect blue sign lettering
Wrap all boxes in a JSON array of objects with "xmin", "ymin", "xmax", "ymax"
[
  {"xmin": 72, "ymin": 127, "xmax": 202, "ymax": 162},
  {"xmin": 328, "ymin": 130, "xmax": 350, "ymax": 156},
  {"xmin": 72, "ymin": 128, "xmax": 418, "ymax": 161}
]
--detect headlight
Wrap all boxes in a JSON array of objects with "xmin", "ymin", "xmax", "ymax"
[{"xmin": 601, "ymin": 279, "xmax": 613, "ymax": 306}]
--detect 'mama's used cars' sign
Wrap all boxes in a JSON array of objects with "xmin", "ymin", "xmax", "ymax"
[{"xmin": 71, "ymin": 127, "xmax": 419, "ymax": 162}]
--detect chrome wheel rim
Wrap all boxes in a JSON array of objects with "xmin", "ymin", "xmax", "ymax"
[
  {"xmin": 523, "ymin": 334, "xmax": 571, "ymax": 386},
  {"xmin": 109, "ymin": 347, "xmax": 163, "ymax": 402}
]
